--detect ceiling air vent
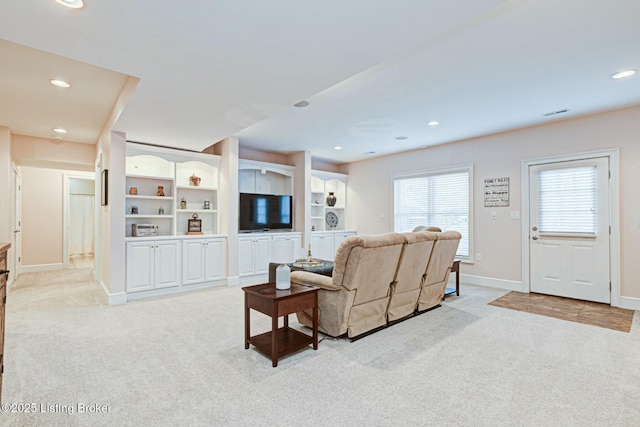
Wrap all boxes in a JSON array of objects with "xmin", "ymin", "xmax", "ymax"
[{"xmin": 543, "ymin": 109, "xmax": 569, "ymax": 117}]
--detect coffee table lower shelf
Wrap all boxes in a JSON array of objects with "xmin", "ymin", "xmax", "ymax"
[{"xmin": 249, "ymin": 327, "xmax": 314, "ymax": 359}]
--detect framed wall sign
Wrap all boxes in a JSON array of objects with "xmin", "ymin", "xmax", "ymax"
[{"xmin": 484, "ymin": 177, "xmax": 509, "ymax": 207}]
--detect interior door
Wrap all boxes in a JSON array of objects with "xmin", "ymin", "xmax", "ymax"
[{"xmin": 529, "ymin": 157, "xmax": 610, "ymax": 303}]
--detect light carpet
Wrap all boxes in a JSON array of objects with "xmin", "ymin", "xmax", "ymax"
[{"xmin": 3, "ymin": 268, "xmax": 640, "ymax": 426}]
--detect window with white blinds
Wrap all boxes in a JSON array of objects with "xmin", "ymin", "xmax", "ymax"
[
  {"xmin": 538, "ymin": 165, "xmax": 596, "ymax": 235},
  {"xmin": 393, "ymin": 165, "xmax": 472, "ymax": 259}
]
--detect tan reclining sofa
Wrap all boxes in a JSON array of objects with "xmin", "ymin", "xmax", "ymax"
[{"xmin": 291, "ymin": 229, "xmax": 461, "ymax": 338}]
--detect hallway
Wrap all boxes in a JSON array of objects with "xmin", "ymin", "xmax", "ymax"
[
  {"xmin": 9, "ymin": 264, "xmax": 105, "ymax": 309},
  {"xmin": 68, "ymin": 254, "xmax": 94, "ymax": 270}
]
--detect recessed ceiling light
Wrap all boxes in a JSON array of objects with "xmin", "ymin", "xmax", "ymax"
[
  {"xmin": 50, "ymin": 79, "xmax": 71, "ymax": 88},
  {"xmin": 293, "ymin": 100, "xmax": 309, "ymax": 108},
  {"xmin": 53, "ymin": 128, "xmax": 67, "ymax": 134},
  {"xmin": 395, "ymin": 136, "xmax": 408, "ymax": 141},
  {"xmin": 54, "ymin": 0, "xmax": 84, "ymax": 9},
  {"xmin": 427, "ymin": 121, "xmax": 440, "ymax": 127},
  {"xmin": 611, "ymin": 69, "xmax": 637, "ymax": 79},
  {"xmin": 333, "ymin": 146, "xmax": 342, "ymax": 150}
]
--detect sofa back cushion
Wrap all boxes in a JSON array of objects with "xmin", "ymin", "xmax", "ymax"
[
  {"xmin": 423, "ymin": 231, "xmax": 462, "ymax": 288},
  {"xmin": 332, "ymin": 233, "xmax": 405, "ymax": 305},
  {"xmin": 394, "ymin": 232, "xmax": 437, "ymax": 293}
]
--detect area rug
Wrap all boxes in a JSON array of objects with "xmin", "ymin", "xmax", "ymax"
[{"xmin": 489, "ymin": 291, "xmax": 634, "ymax": 332}]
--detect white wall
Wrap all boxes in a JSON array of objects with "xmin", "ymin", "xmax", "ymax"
[
  {"xmin": 12, "ymin": 134, "xmax": 95, "ymax": 171},
  {"xmin": 346, "ymin": 106, "xmax": 640, "ymax": 299},
  {"xmin": 95, "ymin": 130, "xmax": 126, "ymax": 301},
  {"xmin": 20, "ymin": 167, "xmax": 65, "ymax": 267},
  {"xmin": 0, "ymin": 127, "xmax": 11, "ymax": 245}
]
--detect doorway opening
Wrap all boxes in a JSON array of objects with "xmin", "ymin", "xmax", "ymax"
[{"xmin": 63, "ymin": 173, "xmax": 96, "ymax": 271}]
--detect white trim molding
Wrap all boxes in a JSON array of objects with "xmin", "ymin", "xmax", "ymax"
[
  {"xmin": 21, "ymin": 263, "xmax": 63, "ymax": 273},
  {"xmin": 619, "ymin": 297, "xmax": 640, "ymax": 311},
  {"xmin": 226, "ymin": 276, "xmax": 240, "ymax": 287},
  {"xmin": 521, "ymin": 148, "xmax": 621, "ymax": 307},
  {"xmin": 98, "ymin": 280, "xmax": 126, "ymax": 306},
  {"xmin": 109, "ymin": 292, "xmax": 127, "ymax": 306},
  {"xmin": 457, "ymin": 273, "xmax": 525, "ymax": 293}
]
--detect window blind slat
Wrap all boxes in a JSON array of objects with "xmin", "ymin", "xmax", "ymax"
[
  {"xmin": 538, "ymin": 166, "xmax": 596, "ymax": 234},
  {"xmin": 394, "ymin": 170, "xmax": 470, "ymax": 258}
]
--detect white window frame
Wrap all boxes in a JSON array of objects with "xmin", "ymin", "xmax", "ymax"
[{"xmin": 392, "ymin": 163, "xmax": 474, "ymax": 262}]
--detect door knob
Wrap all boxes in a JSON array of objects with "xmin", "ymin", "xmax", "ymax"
[
  {"xmin": 532, "ymin": 226, "xmax": 537, "ymax": 231},
  {"xmin": 532, "ymin": 236, "xmax": 538, "ymax": 240}
]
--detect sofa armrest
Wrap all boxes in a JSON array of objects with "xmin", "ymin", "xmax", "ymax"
[{"xmin": 291, "ymin": 271, "xmax": 340, "ymax": 291}]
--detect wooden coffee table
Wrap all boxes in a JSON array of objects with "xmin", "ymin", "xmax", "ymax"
[{"xmin": 243, "ymin": 282, "xmax": 319, "ymax": 367}]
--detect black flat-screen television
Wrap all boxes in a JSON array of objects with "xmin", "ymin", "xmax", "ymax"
[{"xmin": 239, "ymin": 193, "xmax": 293, "ymax": 232}]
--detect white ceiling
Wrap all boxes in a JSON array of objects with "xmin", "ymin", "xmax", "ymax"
[{"xmin": 0, "ymin": 0, "xmax": 639, "ymax": 164}]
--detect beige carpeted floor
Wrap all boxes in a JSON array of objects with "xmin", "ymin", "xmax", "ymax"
[{"xmin": 3, "ymin": 268, "xmax": 640, "ymax": 426}]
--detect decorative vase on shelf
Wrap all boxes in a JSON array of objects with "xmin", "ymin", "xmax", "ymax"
[
  {"xmin": 326, "ymin": 192, "xmax": 337, "ymax": 207},
  {"xmin": 157, "ymin": 186, "xmax": 164, "ymax": 196},
  {"xmin": 189, "ymin": 174, "xmax": 201, "ymax": 186}
]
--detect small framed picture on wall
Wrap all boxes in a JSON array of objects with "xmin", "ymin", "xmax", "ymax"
[{"xmin": 101, "ymin": 169, "xmax": 109, "ymax": 206}]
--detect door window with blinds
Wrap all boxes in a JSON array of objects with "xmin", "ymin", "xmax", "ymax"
[
  {"xmin": 537, "ymin": 165, "xmax": 597, "ymax": 236},
  {"xmin": 393, "ymin": 165, "xmax": 472, "ymax": 259}
]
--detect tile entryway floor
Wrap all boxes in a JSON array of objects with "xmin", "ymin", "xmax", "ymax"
[{"xmin": 489, "ymin": 291, "xmax": 634, "ymax": 332}]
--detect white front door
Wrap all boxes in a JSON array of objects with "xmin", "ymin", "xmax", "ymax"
[{"xmin": 529, "ymin": 157, "xmax": 610, "ymax": 303}]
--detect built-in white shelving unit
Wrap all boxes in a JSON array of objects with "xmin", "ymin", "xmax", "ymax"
[
  {"xmin": 124, "ymin": 143, "xmax": 226, "ymax": 300},
  {"xmin": 310, "ymin": 170, "xmax": 348, "ymax": 232},
  {"xmin": 125, "ymin": 148, "xmax": 220, "ymax": 237}
]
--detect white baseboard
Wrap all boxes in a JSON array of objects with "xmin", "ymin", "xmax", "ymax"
[
  {"xmin": 460, "ymin": 274, "xmax": 639, "ymax": 310},
  {"xmin": 619, "ymin": 296, "xmax": 640, "ymax": 311},
  {"xmin": 97, "ymin": 280, "xmax": 126, "ymax": 306},
  {"xmin": 239, "ymin": 274, "xmax": 268, "ymax": 286},
  {"xmin": 226, "ymin": 276, "xmax": 240, "ymax": 287},
  {"xmin": 109, "ymin": 292, "xmax": 127, "ymax": 305},
  {"xmin": 459, "ymin": 273, "xmax": 526, "ymax": 292},
  {"xmin": 125, "ymin": 280, "xmax": 226, "ymax": 302},
  {"xmin": 21, "ymin": 263, "xmax": 63, "ymax": 273}
]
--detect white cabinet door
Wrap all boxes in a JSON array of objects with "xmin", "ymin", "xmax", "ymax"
[
  {"xmin": 254, "ymin": 237, "xmax": 271, "ymax": 275},
  {"xmin": 155, "ymin": 240, "xmax": 180, "ymax": 288},
  {"xmin": 310, "ymin": 233, "xmax": 335, "ymax": 261},
  {"xmin": 127, "ymin": 239, "xmax": 180, "ymax": 292},
  {"xmin": 204, "ymin": 238, "xmax": 226, "ymax": 281},
  {"xmin": 238, "ymin": 237, "xmax": 255, "ymax": 276},
  {"xmin": 334, "ymin": 232, "xmax": 356, "ymax": 254},
  {"xmin": 126, "ymin": 241, "xmax": 154, "ymax": 292},
  {"xmin": 182, "ymin": 239, "xmax": 205, "ymax": 285},
  {"xmin": 271, "ymin": 234, "xmax": 301, "ymax": 263},
  {"xmin": 181, "ymin": 238, "xmax": 227, "ymax": 285},
  {"xmin": 238, "ymin": 235, "xmax": 272, "ymax": 276}
]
